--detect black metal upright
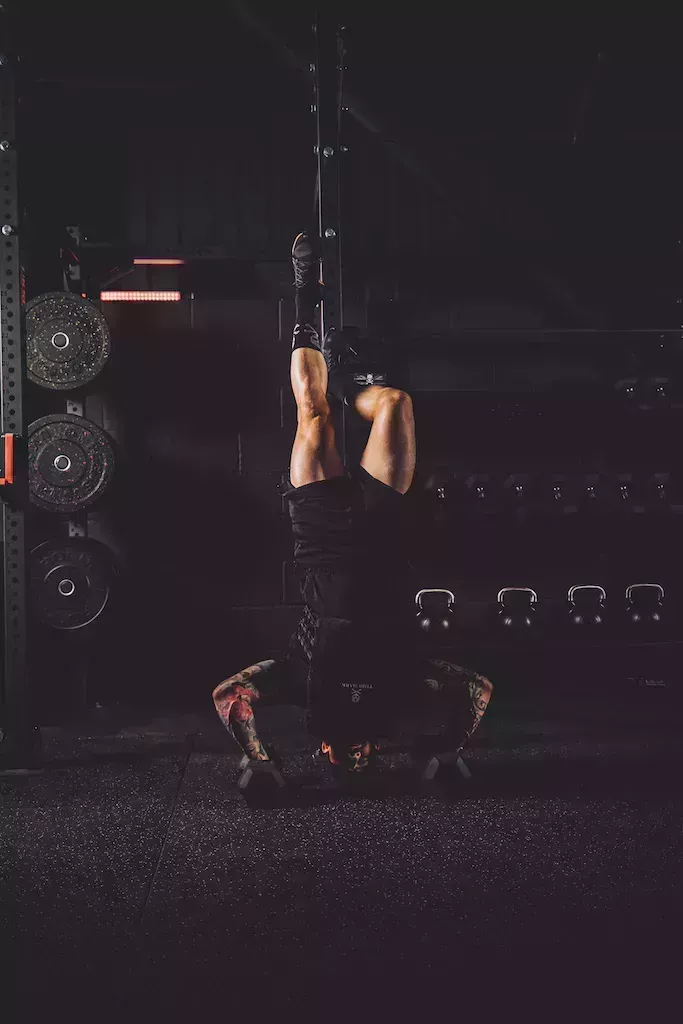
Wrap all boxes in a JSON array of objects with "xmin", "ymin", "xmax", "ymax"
[
  {"xmin": 0, "ymin": 50, "xmax": 38, "ymax": 769},
  {"xmin": 313, "ymin": 14, "xmax": 348, "ymax": 460},
  {"xmin": 313, "ymin": 15, "xmax": 345, "ymax": 337}
]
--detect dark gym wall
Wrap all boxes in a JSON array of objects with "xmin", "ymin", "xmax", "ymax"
[
  {"xmin": 89, "ymin": 297, "xmax": 300, "ymax": 703},
  {"xmin": 19, "ymin": 2, "xmax": 683, "ymax": 314}
]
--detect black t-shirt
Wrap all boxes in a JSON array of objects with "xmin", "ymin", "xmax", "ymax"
[
  {"xmin": 287, "ymin": 559, "xmax": 421, "ymax": 699},
  {"xmin": 283, "ymin": 471, "xmax": 420, "ymax": 698}
]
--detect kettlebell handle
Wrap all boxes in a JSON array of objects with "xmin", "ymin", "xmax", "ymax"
[
  {"xmin": 568, "ymin": 585, "xmax": 606, "ymax": 605},
  {"xmin": 497, "ymin": 586, "xmax": 538, "ymax": 605},
  {"xmin": 415, "ymin": 588, "xmax": 455, "ymax": 611},
  {"xmin": 626, "ymin": 583, "xmax": 664, "ymax": 603}
]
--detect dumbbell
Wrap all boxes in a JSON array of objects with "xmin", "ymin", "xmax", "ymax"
[{"xmin": 465, "ymin": 473, "xmax": 499, "ymax": 516}]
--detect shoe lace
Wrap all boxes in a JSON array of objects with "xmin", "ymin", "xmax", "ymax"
[{"xmin": 292, "ymin": 260, "xmax": 309, "ymax": 290}]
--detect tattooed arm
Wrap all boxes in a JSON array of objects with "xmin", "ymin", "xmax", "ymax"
[
  {"xmin": 457, "ymin": 672, "xmax": 494, "ymax": 749},
  {"xmin": 424, "ymin": 659, "xmax": 494, "ymax": 753},
  {"xmin": 212, "ymin": 660, "xmax": 279, "ymax": 761}
]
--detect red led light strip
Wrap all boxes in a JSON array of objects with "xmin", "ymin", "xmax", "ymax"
[
  {"xmin": 133, "ymin": 258, "xmax": 186, "ymax": 266},
  {"xmin": 100, "ymin": 291, "xmax": 182, "ymax": 302}
]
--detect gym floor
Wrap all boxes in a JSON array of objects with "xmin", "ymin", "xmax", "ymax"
[{"xmin": 3, "ymin": 679, "xmax": 681, "ymax": 1020}]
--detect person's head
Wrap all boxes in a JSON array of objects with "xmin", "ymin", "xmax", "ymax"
[{"xmin": 320, "ymin": 739, "xmax": 378, "ymax": 772}]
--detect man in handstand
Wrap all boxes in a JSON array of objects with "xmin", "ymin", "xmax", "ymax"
[{"xmin": 212, "ymin": 233, "xmax": 493, "ymax": 775}]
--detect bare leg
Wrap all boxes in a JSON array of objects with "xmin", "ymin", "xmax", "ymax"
[
  {"xmin": 289, "ymin": 347, "xmax": 345, "ymax": 488},
  {"xmin": 290, "ymin": 344, "xmax": 329, "ymax": 399},
  {"xmin": 356, "ymin": 387, "xmax": 417, "ymax": 494}
]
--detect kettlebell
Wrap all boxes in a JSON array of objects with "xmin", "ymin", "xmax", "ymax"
[
  {"xmin": 568, "ymin": 585, "xmax": 606, "ymax": 626},
  {"xmin": 415, "ymin": 589, "xmax": 456, "ymax": 637},
  {"xmin": 626, "ymin": 583, "xmax": 665, "ymax": 624},
  {"xmin": 498, "ymin": 587, "xmax": 537, "ymax": 628}
]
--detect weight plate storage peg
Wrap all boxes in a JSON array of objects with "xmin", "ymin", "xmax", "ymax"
[
  {"xmin": 30, "ymin": 537, "xmax": 118, "ymax": 631},
  {"xmin": 29, "ymin": 413, "xmax": 115, "ymax": 513},
  {"xmin": 25, "ymin": 291, "xmax": 111, "ymax": 390}
]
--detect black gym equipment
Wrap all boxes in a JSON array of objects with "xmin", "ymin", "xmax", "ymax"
[
  {"xmin": 413, "ymin": 749, "xmax": 473, "ymax": 785},
  {"xmin": 567, "ymin": 585, "xmax": 607, "ymax": 627},
  {"xmin": 415, "ymin": 588, "xmax": 456, "ymax": 639},
  {"xmin": 0, "ymin": 53, "xmax": 38, "ymax": 770},
  {"xmin": 30, "ymin": 538, "xmax": 118, "ymax": 631},
  {"xmin": 626, "ymin": 583, "xmax": 665, "ymax": 626},
  {"xmin": 25, "ymin": 291, "xmax": 111, "ymax": 391},
  {"xmin": 498, "ymin": 587, "xmax": 538, "ymax": 629},
  {"xmin": 312, "ymin": 18, "xmax": 344, "ymax": 343},
  {"xmin": 237, "ymin": 750, "xmax": 286, "ymax": 807},
  {"xmin": 466, "ymin": 474, "xmax": 500, "ymax": 517},
  {"xmin": 28, "ymin": 413, "xmax": 115, "ymax": 512},
  {"xmin": 408, "ymin": 734, "xmax": 473, "ymax": 787}
]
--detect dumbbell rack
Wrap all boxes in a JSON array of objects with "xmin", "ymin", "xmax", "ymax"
[{"xmin": 0, "ymin": 49, "xmax": 39, "ymax": 769}]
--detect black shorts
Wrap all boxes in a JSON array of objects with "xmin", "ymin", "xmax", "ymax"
[
  {"xmin": 281, "ymin": 465, "xmax": 420, "ymax": 706},
  {"xmin": 282, "ymin": 463, "xmax": 411, "ymax": 573}
]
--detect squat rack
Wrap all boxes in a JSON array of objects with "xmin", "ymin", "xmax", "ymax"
[{"xmin": 0, "ymin": 45, "xmax": 39, "ymax": 770}]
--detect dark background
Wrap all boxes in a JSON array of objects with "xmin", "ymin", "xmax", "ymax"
[
  {"xmin": 13, "ymin": 1, "xmax": 683, "ymax": 710},
  {"xmin": 16, "ymin": 1, "xmax": 683, "ymax": 325}
]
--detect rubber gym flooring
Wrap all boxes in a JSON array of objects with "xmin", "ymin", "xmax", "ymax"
[{"xmin": 2, "ymin": 678, "xmax": 681, "ymax": 1020}]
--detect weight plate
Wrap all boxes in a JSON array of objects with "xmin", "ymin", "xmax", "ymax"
[
  {"xmin": 30, "ymin": 538, "xmax": 118, "ymax": 631},
  {"xmin": 29, "ymin": 413, "xmax": 115, "ymax": 512},
  {"xmin": 26, "ymin": 291, "xmax": 111, "ymax": 391}
]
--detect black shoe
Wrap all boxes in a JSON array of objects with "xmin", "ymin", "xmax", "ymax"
[
  {"xmin": 324, "ymin": 329, "xmax": 391, "ymax": 407},
  {"xmin": 291, "ymin": 320, "xmax": 323, "ymax": 353},
  {"xmin": 319, "ymin": 325, "xmax": 346, "ymax": 389},
  {"xmin": 291, "ymin": 232, "xmax": 322, "ymax": 348},
  {"xmin": 291, "ymin": 230, "xmax": 320, "ymax": 296}
]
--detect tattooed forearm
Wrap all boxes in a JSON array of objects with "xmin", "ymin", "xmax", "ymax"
[
  {"xmin": 457, "ymin": 676, "xmax": 493, "ymax": 748},
  {"xmin": 227, "ymin": 707, "xmax": 271, "ymax": 761},
  {"xmin": 425, "ymin": 660, "xmax": 494, "ymax": 753},
  {"xmin": 212, "ymin": 661, "xmax": 276, "ymax": 761}
]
